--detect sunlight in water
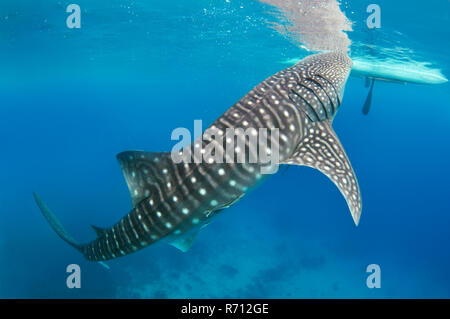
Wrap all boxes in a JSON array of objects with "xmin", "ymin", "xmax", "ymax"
[{"xmin": 259, "ymin": 0, "xmax": 352, "ymax": 52}]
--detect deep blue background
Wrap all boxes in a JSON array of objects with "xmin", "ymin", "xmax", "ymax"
[{"xmin": 0, "ymin": 0, "xmax": 449, "ymax": 298}]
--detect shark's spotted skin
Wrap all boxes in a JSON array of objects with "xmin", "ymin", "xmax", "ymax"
[{"xmin": 35, "ymin": 52, "xmax": 361, "ymax": 262}]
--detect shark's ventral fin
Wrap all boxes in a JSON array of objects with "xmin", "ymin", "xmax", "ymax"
[
  {"xmin": 169, "ymin": 229, "xmax": 201, "ymax": 252},
  {"xmin": 281, "ymin": 121, "xmax": 362, "ymax": 225}
]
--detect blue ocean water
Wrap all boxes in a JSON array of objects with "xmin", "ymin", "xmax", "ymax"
[{"xmin": 0, "ymin": 0, "xmax": 449, "ymax": 298}]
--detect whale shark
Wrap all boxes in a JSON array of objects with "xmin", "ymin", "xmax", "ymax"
[{"xmin": 34, "ymin": 51, "xmax": 361, "ymax": 262}]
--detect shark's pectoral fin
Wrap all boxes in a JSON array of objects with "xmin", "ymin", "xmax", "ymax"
[
  {"xmin": 168, "ymin": 228, "xmax": 203, "ymax": 252},
  {"xmin": 281, "ymin": 121, "xmax": 362, "ymax": 225},
  {"xmin": 168, "ymin": 195, "xmax": 245, "ymax": 252},
  {"xmin": 362, "ymin": 79, "xmax": 375, "ymax": 115}
]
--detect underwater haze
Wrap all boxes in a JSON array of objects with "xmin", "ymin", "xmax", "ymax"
[{"xmin": 0, "ymin": 0, "xmax": 449, "ymax": 298}]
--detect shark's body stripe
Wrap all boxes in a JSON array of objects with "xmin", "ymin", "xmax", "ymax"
[
  {"xmin": 302, "ymin": 79, "xmax": 330, "ymax": 118},
  {"xmin": 290, "ymin": 88, "xmax": 319, "ymax": 121},
  {"xmin": 131, "ymin": 210, "xmax": 148, "ymax": 244},
  {"xmin": 308, "ymin": 76, "xmax": 335, "ymax": 115},
  {"xmin": 317, "ymin": 74, "xmax": 341, "ymax": 106},
  {"xmin": 102, "ymin": 235, "xmax": 112, "ymax": 258},
  {"xmin": 309, "ymin": 77, "xmax": 334, "ymax": 113},
  {"xmin": 142, "ymin": 207, "xmax": 164, "ymax": 238},
  {"xmin": 297, "ymin": 83, "xmax": 327, "ymax": 120},
  {"xmin": 120, "ymin": 219, "xmax": 133, "ymax": 247},
  {"xmin": 113, "ymin": 224, "xmax": 127, "ymax": 253}
]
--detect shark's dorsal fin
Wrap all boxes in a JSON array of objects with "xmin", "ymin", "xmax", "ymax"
[
  {"xmin": 91, "ymin": 225, "xmax": 108, "ymax": 237},
  {"xmin": 116, "ymin": 151, "xmax": 175, "ymax": 207},
  {"xmin": 281, "ymin": 120, "xmax": 362, "ymax": 225}
]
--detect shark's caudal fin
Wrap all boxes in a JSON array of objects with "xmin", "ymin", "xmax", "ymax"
[
  {"xmin": 33, "ymin": 192, "xmax": 81, "ymax": 249},
  {"xmin": 33, "ymin": 192, "xmax": 110, "ymax": 268}
]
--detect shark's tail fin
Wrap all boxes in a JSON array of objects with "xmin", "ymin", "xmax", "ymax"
[
  {"xmin": 34, "ymin": 193, "xmax": 110, "ymax": 269},
  {"xmin": 33, "ymin": 192, "xmax": 82, "ymax": 250}
]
